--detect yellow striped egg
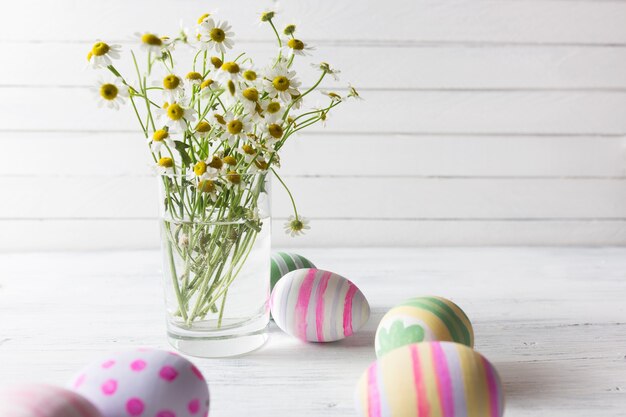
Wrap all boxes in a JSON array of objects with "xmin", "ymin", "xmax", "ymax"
[
  {"xmin": 356, "ymin": 342, "xmax": 505, "ymax": 417},
  {"xmin": 375, "ymin": 296, "xmax": 473, "ymax": 357}
]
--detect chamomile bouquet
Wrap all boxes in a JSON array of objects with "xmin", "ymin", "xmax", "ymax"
[{"xmin": 86, "ymin": 10, "xmax": 358, "ymax": 328}]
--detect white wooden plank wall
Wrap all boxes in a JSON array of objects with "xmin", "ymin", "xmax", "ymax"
[{"xmin": 1, "ymin": 0, "xmax": 626, "ymax": 249}]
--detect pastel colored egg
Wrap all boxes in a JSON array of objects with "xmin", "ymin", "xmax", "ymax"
[
  {"xmin": 375, "ymin": 296, "xmax": 473, "ymax": 357},
  {"xmin": 270, "ymin": 268, "xmax": 370, "ymax": 342},
  {"xmin": 270, "ymin": 252, "xmax": 316, "ymax": 289},
  {"xmin": 68, "ymin": 349, "xmax": 210, "ymax": 417},
  {"xmin": 356, "ymin": 342, "xmax": 505, "ymax": 417},
  {"xmin": 0, "ymin": 384, "xmax": 103, "ymax": 417}
]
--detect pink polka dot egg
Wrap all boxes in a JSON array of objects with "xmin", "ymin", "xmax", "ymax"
[
  {"xmin": 0, "ymin": 384, "xmax": 103, "ymax": 417},
  {"xmin": 68, "ymin": 348, "xmax": 209, "ymax": 417}
]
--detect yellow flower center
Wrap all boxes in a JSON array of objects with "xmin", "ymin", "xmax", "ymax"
[
  {"xmin": 243, "ymin": 70, "xmax": 257, "ymax": 81},
  {"xmin": 163, "ymin": 75, "xmax": 180, "ymax": 90},
  {"xmin": 272, "ymin": 76, "xmax": 290, "ymax": 92},
  {"xmin": 158, "ymin": 157, "xmax": 174, "ymax": 168},
  {"xmin": 200, "ymin": 79, "xmax": 214, "ymax": 89},
  {"xmin": 194, "ymin": 161, "xmax": 207, "ymax": 176},
  {"xmin": 166, "ymin": 103, "xmax": 184, "ymax": 121},
  {"xmin": 91, "ymin": 42, "xmax": 110, "ymax": 56},
  {"xmin": 99, "ymin": 83, "xmax": 118, "ymax": 100},
  {"xmin": 227, "ymin": 120, "xmax": 243, "ymax": 135},
  {"xmin": 254, "ymin": 160, "xmax": 269, "ymax": 170},
  {"xmin": 197, "ymin": 13, "xmax": 210, "ymax": 24},
  {"xmin": 266, "ymin": 102, "xmax": 281, "ymax": 114},
  {"xmin": 227, "ymin": 80, "xmax": 236, "ymax": 96},
  {"xmin": 260, "ymin": 11, "xmax": 275, "ymax": 22},
  {"xmin": 214, "ymin": 114, "xmax": 226, "ymax": 125},
  {"xmin": 198, "ymin": 179, "xmax": 216, "ymax": 193},
  {"xmin": 289, "ymin": 219, "xmax": 304, "ymax": 231},
  {"xmin": 153, "ymin": 129, "xmax": 169, "ymax": 141},
  {"xmin": 141, "ymin": 33, "xmax": 162, "ymax": 46},
  {"xmin": 221, "ymin": 62, "xmax": 240, "ymax": 74},
  {"xmin": 242, "ymin": 144, "xmax": 255, "ymax": 155},
  {"xmin": 208, "ymin": 156, "xmax": 223, "ymax": 169},
  {"xmin": 196, "ymin": 121, "xmax": 211, "ymax": 133},
  {"xmin": 227, "ymin": 171, "xmax": 241, "ymax": 184},
  {"xmin": 210, "ymin": 56, "xmax": 223, "ymax": 68},
  {"xmin": 209, "ymin": 28, "xmax": 225, "ymax": 43},
  {"xmin": 242, "ymin": 88, "xmax": 259, "ymax": 102},
  {"xmin": 268, "ymin": 124, "xmax": 283, "ymax": 139},
  {"xmin": 287, "ymin": 38, "xmax": 305, "ymax": 51},
  {"xmin": 222, "ymin": 156, "xmax": 237, "ymax": 165},
  {"xmin": 186, "ymin": 71, "xmax": 202, "ymax": 81},
  {"xmin": 87, "ymin": 51, "xmax": 93, "ymax": 61}
]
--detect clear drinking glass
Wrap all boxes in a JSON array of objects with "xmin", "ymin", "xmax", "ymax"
[{"xmin": 158, "ymin": 172, "xmax": 271, "ymax": 357}]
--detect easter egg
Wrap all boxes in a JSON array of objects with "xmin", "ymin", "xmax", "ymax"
[
  {"xmin": 0, "ymin": 384, "xmax": 103, "ymax": 417},
  {"xmin": 375, "ymin": 296, "xmax": 473, "ymax": 357},
  {"xmin": 270, "ymin": 252, "xmax": 316, "ymax": 289},
  {"xmin": 68, "ymin": 348, "xmax": 210, "ymax": 417},
  {"xmin": 270, "ymin": 268, "xmax": 370, "ymax": 342},
  {"xmin": 356, "ymin": 342, "xmax": 505, "ymax": 417}
]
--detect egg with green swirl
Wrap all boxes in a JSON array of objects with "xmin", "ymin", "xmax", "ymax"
[{"xmin": 375, "ymin": 296, "xmax": 473, "ymax": 357}]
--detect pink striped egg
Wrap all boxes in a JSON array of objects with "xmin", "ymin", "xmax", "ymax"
[
  {"xmin": 68, "ymin": 348, "xmax": 210, "ymax": 417},
  {"xmin": 355, "ymin": 342, "xmax": 505, "ymax": 417},
  {"xmin": 0, "ymin": 384, "xmax": 103, "ymax": 417},
  {"xmin": 270, "ymin": 268, "xmax": 370, "ymax": 342}
]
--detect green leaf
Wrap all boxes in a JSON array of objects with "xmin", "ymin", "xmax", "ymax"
[
  {"xmin": 377, "ymin": 320, "xmax": 425, "ymax": 357},
  {"xmin": 174, "ymin": 140, "xmax": 192, "ymax": 166}
]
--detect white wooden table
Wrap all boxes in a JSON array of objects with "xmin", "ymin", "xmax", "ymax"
[{"xmin": 1, "ymin": 248, "xmax": 625, "ymax": 416}]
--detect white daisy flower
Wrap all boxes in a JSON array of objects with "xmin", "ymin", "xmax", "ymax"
[
  {"xmin": 281, "ymin": 38, "xmax": 315, "ymax": 57},
  {"xmin": 158, "ymin": 74, "xmax": 185, "ymax": 102},
  {"xmin": 136, "ymin": 32, "xmax": 165, "ymax": 54},
  {"xmin": 198, "ymin": 18, "xmax": 234, "ymax": 54},
  {"xmin": 311, "ymin": 62, "xmax": 341, "ymax": 81},
  {"xmin": 199, "ymin": 78, "xmax": 219, "ymax": 99},
  {"xmin": 194, "ymin": 120, "xmax": 213, "ymax": 138},
  {"xmin": 224, "ymin": 170, "xmax": 246, "ymax": 191},
  {"xmin": 263, "ymin": 65, "xmax": 301, "ymax": 102},
  {"xmin": 238, "ymin": 87, "xmax": 260, "ymax": 113},
  {"xmin": 241, "ymin": 67, "xmax": 260, "ymax": 83},
  {"xmin": 261, "ymin": 100, "xmax": 285, "ymax": 123},
  {"xmin": 148, "ymin": 129, "xmax": 176, "ymax": 153},
  {"xmin": 156, "ymin": 157, "xmax": 175, "ymax": 176},
  {"xmin": 223, "ymin": 113, "xmax": 252, "ymax": 146},
  {"xmin": 92, "ymin": 78, "xmax": 128, "ymax": 110},
  {"xmin": 236, "ymin": 143, "xmax": 258, "ymax": 163},
  {"xmin": 284, "ymin": 215, "xmax": 310, "ymax": 237},
  {"xmin": 210, "ymin": 111, "xmax": 228, "ymax": 130},
  {"xmin": 87, "ymin": 41, "xmax": 121, "ymax": 69},
  {"xmin": 157, "ymin": 101, "xmax": 197, "ymax": 132},
  {"xmin": 250, "ymin": 158, "xmax": 270, "ymax": 173},
  {"xmin": 184, "ymin": 71, "xmax": 204, "ymax": 90},
  {"xmin": 313, "ymin": 103, "xmax": 330, "ymax": 127},
  {"xmin": 216, "ymin": 61, "xmax": 242, "ymax": 82},
  {"xmin": 262, "ymin": 122, "xmax": 284, "ymax": 146},
  {"xmin": 196, "ymin": 179, "xmax": 221, "ymax": 202}
]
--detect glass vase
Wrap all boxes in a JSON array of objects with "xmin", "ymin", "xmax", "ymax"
[{"xmin": 157, "ymin": 172, "xmax": 271, "ymax": 357}]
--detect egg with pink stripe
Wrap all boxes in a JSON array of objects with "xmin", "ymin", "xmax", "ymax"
[
  {"xmin": 0, "ymin": 384, "xmax": 103, "ymax": 417},
  {"xmin": 68, "ymin": 348, "xmax": 210, "ymax": 417},
  {"xmin": 355, "ymin": 341, "xmax": 505, "ymax": 417},
  {"xmin": 270, "ymin": 268, "xmax": 370, "ymax": 342}
]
